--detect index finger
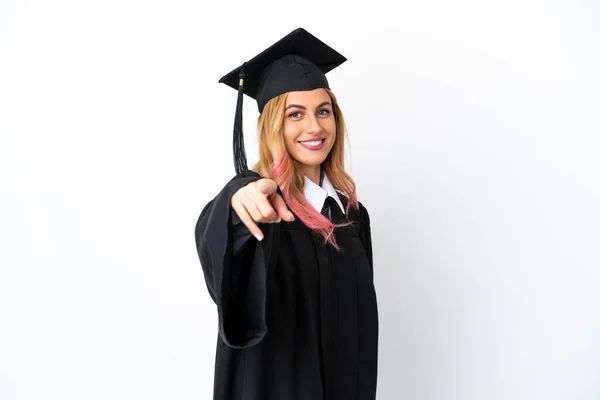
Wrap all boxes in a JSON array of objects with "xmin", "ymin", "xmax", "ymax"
[{"xmin": 232, "ymin": 201, "xmax": 264, "ymax": 241}]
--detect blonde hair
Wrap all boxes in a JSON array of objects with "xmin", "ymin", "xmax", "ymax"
[{"xmin": 251, "ymin": 88, "xmax": 359, "ymax": 249}]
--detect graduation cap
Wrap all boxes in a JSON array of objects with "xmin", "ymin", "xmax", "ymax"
[{"xmin": 219, "ymin": 27, "xmax": 347, "ymax": 174}]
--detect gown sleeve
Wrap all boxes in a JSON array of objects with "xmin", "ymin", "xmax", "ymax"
[
  {"xmin": 358, "ymin": 202, "xmax": 374, "ymax": 275},
  {"xmin": 194, "ymin": 170, "xmax": 280, "ymax": 349},
  {"xmin": 231, "ymin": 208, "xmax": 254, "ymax": 253}
]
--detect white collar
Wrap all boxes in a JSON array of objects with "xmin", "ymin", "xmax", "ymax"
[{"xmin": 303, "ymin": 172, "xmax": 346, "ymax": 215}]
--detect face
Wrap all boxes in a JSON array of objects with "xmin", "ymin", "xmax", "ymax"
[{"xmin": 283, "ymin": 88, "xmax": 336, "ymax": 175}]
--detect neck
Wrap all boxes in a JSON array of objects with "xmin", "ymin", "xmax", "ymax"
[{"xmin": 300, "ymin": 164, "xmax": 321, "ymax": 186}]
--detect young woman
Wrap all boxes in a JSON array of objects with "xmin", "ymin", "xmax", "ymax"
[{"xmin": 195, "ymin": 28, "xmax": 378, "ymax": 400}]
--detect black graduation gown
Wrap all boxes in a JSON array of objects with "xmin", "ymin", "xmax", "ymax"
[{"xmin": 194, "ymin": 170, "xmax": 378, "ymax": 400}]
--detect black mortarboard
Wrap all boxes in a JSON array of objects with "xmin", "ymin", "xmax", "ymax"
[{"xmin": 219, "ymin": 27, "xmax": 347, "ymax": 174}]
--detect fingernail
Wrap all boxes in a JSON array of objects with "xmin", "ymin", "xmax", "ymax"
[
  {"xmin": 255, "ymin": 233, "xmax": 264, "ymax": 241},
  {"xmin": 275, "ymin": 217, "xmax": 282, "ymax": 223},
  {"xmin": 289, "ymin": 212, "xmax": 295, "ymax": 221}
]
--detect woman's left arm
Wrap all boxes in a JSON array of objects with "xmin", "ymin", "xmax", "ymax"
[{"xmin": 358, "ymin": 202, "xmax": 373, "ymax": 274}]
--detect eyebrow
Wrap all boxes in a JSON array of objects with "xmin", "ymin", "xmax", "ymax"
[{"xmin": 284, "ymin": 101, "xmax": 332, "ymax": 111}]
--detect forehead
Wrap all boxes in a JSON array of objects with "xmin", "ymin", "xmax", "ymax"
[{"xmin": 285, "ymin": 88, "xmax": 331, "ymax": 106}]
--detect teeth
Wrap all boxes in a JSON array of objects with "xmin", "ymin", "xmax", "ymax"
[{"xmin": 300, "ymin": 139, "xmax": 323, "ymax": 146}]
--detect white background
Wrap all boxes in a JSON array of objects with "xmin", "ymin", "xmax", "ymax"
[{"xmin": 1, "ymin": 0, "xmax": 599, "ymax": 399}]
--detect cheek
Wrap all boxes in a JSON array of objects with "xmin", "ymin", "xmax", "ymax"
[
  {"xmin": 323, "ymin": 115, "xmax": 335, "ymax": 131},
  {"xmin": 283, "ymin": 122, "xmax": 299, "ymax": 147},
  {"xmin": 326, "ymin": 120, "xmax": 336, "ymax": 143}
]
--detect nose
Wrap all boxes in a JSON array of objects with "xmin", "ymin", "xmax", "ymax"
[{"xmin": 304, "ymin": 113, "xmax": 323, "ymax": 135}]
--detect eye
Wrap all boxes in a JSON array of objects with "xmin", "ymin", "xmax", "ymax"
[
  {"xmin": 289, "ymin": 111, "xmax": 302, "ymax": 119},
  {"xmin": 318, "ymin": 109, "xmax": 331, "ymax": 116}
]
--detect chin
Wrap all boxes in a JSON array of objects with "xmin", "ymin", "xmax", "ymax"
[
  {"xmin": 289, "ymin": 148, "xmax": 332, "ymax": 167},
  {"xmin": 295, "ymin": 157, "xmax": 327, "ymax": 167}
]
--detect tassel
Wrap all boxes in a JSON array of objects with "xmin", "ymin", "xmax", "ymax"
[{"xmin": 233, "ymin": 62, "xmax": 248, "ymax": 175}]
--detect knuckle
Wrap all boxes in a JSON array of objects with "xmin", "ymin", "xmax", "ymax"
[
  {"xmin": 248, "ymin": 210, "xmax": 259, "ymax": 222},
  {"xmin": 265, "ymin": 209, "xmax": 277, "ymax": 220},
  {"xmin": 254, "ymin": 212, "xmax": 266, "ymax": 223}
]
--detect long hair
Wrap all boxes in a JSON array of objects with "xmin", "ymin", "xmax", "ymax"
[{"xmin": 251, "ymin": 88, "xmax": 359, "ymax": 250}]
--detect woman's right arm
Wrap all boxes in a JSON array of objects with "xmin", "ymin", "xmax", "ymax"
[{"xmin": 193, "ymin": 170, "xmax": 292, "ymax": 348}]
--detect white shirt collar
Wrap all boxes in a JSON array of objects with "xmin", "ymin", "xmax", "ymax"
[{"xmin": 303, "ymin": 172, "xmax": 346, "ymax": 215}]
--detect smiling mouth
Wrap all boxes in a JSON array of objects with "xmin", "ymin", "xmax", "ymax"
[
  {"xmin": 298, "ymin": 138, "xmax": 326, "ymax": 151},
  {"xmin": 298, "ymin": 139, "xmax": 324, "ymax": 145}
]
